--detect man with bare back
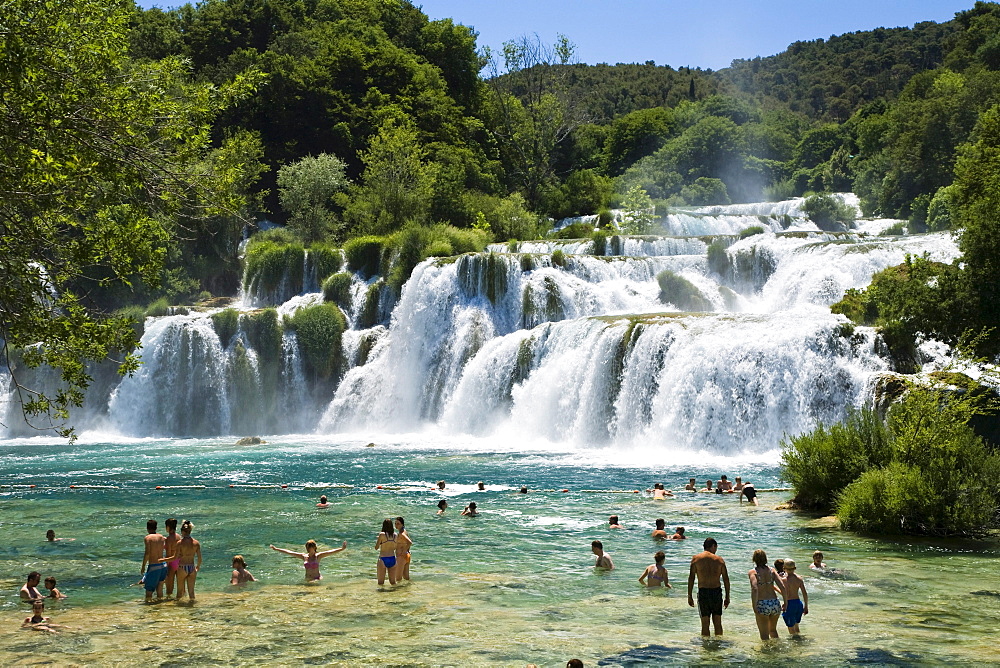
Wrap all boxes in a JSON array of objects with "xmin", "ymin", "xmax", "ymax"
[
  {"xmin": 687, "ymin": 537, "xmax": 730, "ymax": 636},
  {"xmin": 140, "ymin": 519, "xmax": 167, "ymax": 602}
]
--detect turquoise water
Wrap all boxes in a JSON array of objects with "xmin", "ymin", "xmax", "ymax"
[{"xmin": 2, "ymin": 435, "xmax": 999, "ymax": 666}]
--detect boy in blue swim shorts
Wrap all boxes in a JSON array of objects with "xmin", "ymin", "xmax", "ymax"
[{"xmin": 780, "ymin": 559, "xmax": 809, "ymax": 635}]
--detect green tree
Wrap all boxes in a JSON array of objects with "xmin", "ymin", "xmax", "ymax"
[
  {"xmin": 620, "ymin": 185, "xmax": 655, "ymax": 234},
  {"xmin": 345, "ymin": 117, "xmax": 439, "ymax": 235},
  {"xmin": 0, "ymin": 0, "xmax": 261, "ymax": 436},
  {"xmin": 277, "ymin": 153, "xmax": 350, "ymax": 242}
]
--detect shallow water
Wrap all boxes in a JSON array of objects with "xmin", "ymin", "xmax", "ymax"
[{"xmin": 1, "ymin": 435, "xmax": 998, "ymax": 666}]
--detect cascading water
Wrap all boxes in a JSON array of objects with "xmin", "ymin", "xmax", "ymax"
[{"xmin": 0, "ymin": 196, "xmax": 964, "ymax": 453}]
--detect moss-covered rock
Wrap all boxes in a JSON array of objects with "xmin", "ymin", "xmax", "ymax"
[
  {"xmin": 211, "ymin": 308, "xmax": 240, "ymax": 345},
  {"xmin": 656, "ymin": 270, "xmax": 713, "ymax": 311},
  {"xmin": 244, "ymin": 241, "xmax": 305, "ymax": 298},
  {"xmin": 344, "ymin": 236, "xmax": 387, "ymax": 279},
  {"xmin": 322, "ymin": 272, "xmax": 354, "ymax": 310},
  {"xmin": 285, "ymin": 303, "xmax": 347, "ymax": 379}
]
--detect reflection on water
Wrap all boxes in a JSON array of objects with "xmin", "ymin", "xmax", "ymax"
[{"xmin": 0, "ymin": 437, "xmax": 998, "ymax": 665}]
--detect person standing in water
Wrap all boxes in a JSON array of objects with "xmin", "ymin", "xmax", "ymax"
[
  {"xmin": 739, "ymin": 482, "xmax": 758, "ymax": 506},
  {"xmin": 270, "ymin": 539, "xmax": 347, "ymax": 581},
  {"xmin": 375, "ymin": 518, "xmax": 398, "ymax": 585},
  {"xmin": 176, "ymin": 520, "xmax": 203, "ymax": 601},
  {"xmin": 688, "ymin": 537, "xmax": 731, "ymax": 636},
  {"xmin": 639, "ymin": 551, "xmax": 671, "ymax": 588},
  {"xmin": 140, "ymin": 519, "xmax": 167, "ymax": 602},
  {"xmin": 394, "ymin": 517, "xmax": 412, "ymax": 582},
  {"xmin": 164, "ymin": 518, "xmax": 181, "ymax": 598},
  {"xmin": 651, "ymin": 518, "xmax": 669, "ymax": 539},
  {"xmin": 749, "ymin": 548, "xmax": 786, "ymax": 640},
  {"xmin": 780, "ymin": 559, "xmax": 808, "ymax": 635},
  {"xmin": 671, "ymin": 527, "xmax": 686, "ymax": 540},
  {"xmin": 436, "ymin": 499, "xmax": 448, "ymax": 515},
  {"xmin": 316, "ymin": 495, "xmax": 330, "ymax": 508},
  {"xmin": 20, "ymin": 572, "xmax": 44, "ymax": 602},
  {"xmin": 684, "ymin": 478, "xmax": 698, "ymax": 491},
  {"xmin": 461, "ymin": 502, "xmax": 479, "ymax": 516},
  {"xmin": 608, "ymin": 515, "xmax": 624, "ymax": 529},
  {"xmin": 591, "ymin": 540, "xmax": 614, "ymax": 569}
]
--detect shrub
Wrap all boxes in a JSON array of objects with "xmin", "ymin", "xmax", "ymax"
[
  {"xmin": 879, "ymin": 222, "xmax": 906, "ymax": 236},
  {"xmin": 803, "ymin": 193, "xmax": 856, "ymax": 231},
  {"xmin": 591, "ymin": 229, "xmax": 608, "ymax": 255},
  {"xmin": 551, "ymin": 249, "xmax": 566, "ymax": 267},
  {"xmin": 246, "ymin": 226, "xmax": 299, "ymax": 248},
  {"xmin": 424, "ymin": 239, "xmax": 454, "ymax": 258},
  {"xmin": 656, "ymin": 270, "xmax": 713, "ymax": 311},
  {"xmin": 244, "ymin": 241, "xmax": 305, "ymax": 295},
  {"xmin": 286, "ymin": 303, "xmax": 347, "ymax": 379},
  {"xmin": 738, "ymin": 225, "xmax": 765, "ymax": 239},
  {"xmin": 309, "ymin": 244, "xmax": 343, "ymax": 282},
  {"xmin": 357, "ymin": 282, "xmax": 383, "ymax": 329},
  {"xmin": 706, "ymin": 241, "xmax": 730, "ymax": 278},
  {"xmin": 145, "ymin": 297, "xmax": 171, "ymax": 318},
  {"xmin": 210, "ymin": 308, "xmax": 240, "ymax": 345},
  {"xmin": 781, "ymin": 408, "xmax": 893, "ymax": 510},
  {"xmin": 114, "ymin": 305, "xmax": 147, "ymax": 338},
  {"xmin": 322, "ymin": 272, "xmax": 354, "ymax": 309},
  {"xmin": 344, "ymin": 236, "xmax": 387, "ymax": 279},
  {"xmin": 241, "ymin": 308, "xmax": 283, "ymax": 358},
  {"xmin": 552, "ymin": 221, "xmax": 594, "ymax": 239}
]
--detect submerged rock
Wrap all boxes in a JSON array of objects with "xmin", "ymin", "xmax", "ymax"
[{"xmin": 235, "ymin": 436, "xmax": 266, "ymax": 445}]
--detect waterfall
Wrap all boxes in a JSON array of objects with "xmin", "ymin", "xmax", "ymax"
[{"xmin": 0, "ymin": 196, "xmax": 965, "ymax": 452}]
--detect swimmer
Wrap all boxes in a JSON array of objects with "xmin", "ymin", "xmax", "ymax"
[
  {"xmin": 684, "ymin": 478, "xmax": 698, "ymax": 491},
  {"xmin": 591, "ymin": 540, "xmax": 614, "ymax": 569},
  {"xmin": 702, "ymin": 480, "xmax": 714, "ymax": 492},
  {"xmin": 739, "ymin": 482, "xmax": 758, "ymax": 506},
  {"xmin": 688, "ymin": 537, "xmax": 731, "ymax": 637},
  {"xmin": 567, "ymin": 660, "xmax": 584, "ymax": 668},
  {"xmin": 639, "ymin": 551, "xmax": 671, "ymax": 588},
  {"xmin": 671, "ymin": 526, "xmax": 686, "ymax": 540},
  {"xmin": 20, "ymin": 572, "xmax": 44, "ymax": 602},
  {"xmin": 44, "ymin": 577, "xmax": 66, "ymax": 599},
  {"xmin": 651, "ymin": 518, "xmax": 669, "ymax": 539},
  {"xmin": 477, "ymin": 481, "xmax": 485, "ymax": 491},
  {"xmin": 316, "ymin": 495, "xmax": 330, "ymax": 508},
  {"xmin": 519, "ymin": 486, "xmax": 528, "ymax": 494},
  {"xmin": 394, "ymin": 517, "xmax": 412, "ymax": 581},
  {"xmin": 650, "ymin": 482, "xmax": 674, "ymax": 499},
  {"xmin": 375, "ymin": 518, "xmax": 399, "ymax": 585},
  {"xmin": 270, "ymin": 539, "xmax": 347, "ymax": 582},
  {"xmin": 45, "ymin": 529, "xmax": 74, "ymax": 542},
  {"xmin": 780, "ymin": 559, "xmax": 808, "ymax": 635},
  {"xmin": 461, "ymin": 501, "xmax": 479, "ymax": 516},
  {"xmin": 176, "ymin": 520, "xmax": 203, "ymax": 601},
  {"xmin": 718, "ymin": 475, "xmax": 734, "ymax": 493},
  {"xmin": 608, "ymin": 515, "xmax": 624, "ymax": 529},
  {"xmin": 436, "ymin": 499, "xmax": 448, "ymax": 515},
  {"xmin": 434, "ymin": 480, "xmax": 446, "ymax": 491},
  {"xmin": 733, "ymin": 476, "xmax": 745, "ymax": 491},
  {"xmin": 164, "ymin": 518, "xmax": 181, "ymax": 598},
  {"xmin": 810, "ymin": 551, "xmax": 826, "ymax": 570},
  {"xmin": 230, "ymin": 555, "xmax": 256, "ymax": 585}
]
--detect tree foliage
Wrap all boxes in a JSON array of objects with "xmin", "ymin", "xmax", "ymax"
[
  {"xmin": 277, "ymin": 153, "xmax": 350, "ymax": 243},
  {"xmin": 0, "ymin": 0, "xmax": 261, "ymax": 436}
]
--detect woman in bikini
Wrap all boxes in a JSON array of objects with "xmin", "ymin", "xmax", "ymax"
[
  {"xmin": 270, "ymin": 539, "xmax": 347, "ymax": 582},
  {"xmin": 749, "ymin": 549, "xmax": 786, "ymax": 640},
  {"xmin": 638, "ymin": 551, "xmax": 671, "ymax": 588},
  {"xmin": 375, "ymin": 518, "xmax": 398, "ymax": 585},
  {"xmin": 394, "ymin": 517, "xmax": 412, "ymax": 582},
  {"xmin": 176, "ymin": 520, "xmax": 203, "ymax": 601}
]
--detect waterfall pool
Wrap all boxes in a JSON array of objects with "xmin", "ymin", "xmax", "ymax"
[{"xmin": 1, "ymin": 434, "xmax": 997, "ymax": 666}]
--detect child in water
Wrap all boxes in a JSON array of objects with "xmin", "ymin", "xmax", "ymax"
[
  {"xmin": 22, "ymin": 601, "xmax": 69, "ymax": 633},
  {"xmin": 44, "ymin": 577, "xmax": 66, "ymax": 599},
  {"xmin": 230, "ymin": 555, "xmax": 256, "ymax": 585},
  {"xmin": 270, "ymin": 540, "xmax": 347, "ymax": 582}
]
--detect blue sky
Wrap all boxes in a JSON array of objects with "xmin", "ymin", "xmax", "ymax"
[{"xmin": 136, "ymin": 0, "xmax": 977, "ymax": 71}]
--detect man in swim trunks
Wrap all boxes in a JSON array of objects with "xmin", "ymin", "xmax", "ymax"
[
  {"xmin": 718, "ymin": 475, "xmax": 734, "ymax": 493},
  {"xmin": 651, "ymin": 518, "xmax": 669, "ymax": 539},
  {"xmin": 780, "ymin": 559, "xmax": 808, "ymax": 635},
  {"xmin": 19, "ymin": 572, "xmax": 44, "ymax": 602},
  {"xmin": 684, "ymin": 478, "xmax": 697, "ymax": 491},
  {"xmin": 733, "ymin": 477, "xmax": 745, "ymax": 492},
  {"xmin": 739, "ymin": 482, "xmax": 758, "ymax": 506},
  {"xmin": 140, "ymin": 519, "xmax": 167, "ymax": 602},
  {"xmin": 688, "ymin": 537, "xmax": 730, "ymax": 636},
  {"xmin": 702, "ymin": 480, "xmax": 714, "ymax": 492}
]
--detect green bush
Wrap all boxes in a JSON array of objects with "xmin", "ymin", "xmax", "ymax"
[
  {"xmin": 309, "ymin": 244, "xmax": 343, "ymax": 282},
  {"xmin": 344, "ymin": 236, "xmax": 387, "ymax": 279},
  {"xmin": 803, "ymin": 193, "xmax": 856, "ymax": 230},
  {"xmin": 145, "ymin": 297, "xmax": 171, "ymax": 318},
  {"xmin": 551, "ymin": 249, "xmax": 566, "ymax": 267},
  {"xmin": 244, "ymin": 241, "xmax": 305, "ymax": 295},
  {"xmin": 781, "ymin": 408, "xmax": 893, "ymax": 510},
  {"xmin": 879, "ymin": 222, "xmax": 906, "ymax": 236},
  {"xmin": 591, "ymin": 229, "xmax": 608, "ymax": 255},
  {"xmin": 552, "ymin": 221, "xmax": 595, "ymax": 239},
  {"xmin": 114, "ymin": 305, "xmax": 147, "ymax": 338},
  {"xmin": 286, "ymin": 303, "xmax": 347, "ymax": 379},
  {"xmin": 706, "ymin": 240, "xmax": 730, "ymax": 278},
  {"xmin": 656, "ymin": 270, "xmax": 713, "ymax": 311},
  {"xmin": 357, "ymin": 282, "xmax": 383, "ymax": 329},
  {"xmin": 322, "ymin": 272, "xmax": 354, "ymax": 309},
  {"xmin": 241, "ymin": 308, "xmax": 283, "ymax": 358},
  {"xmin": 738, "ymin": 225, "xmax": 765, "ymax": 239},
  {"xmin": 210, "ymin": 308, "xmax": 240, "ymax": 345},
  {"xmin": 246, "ymin": 226, "xmax": 300, "ymax": 248}
]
